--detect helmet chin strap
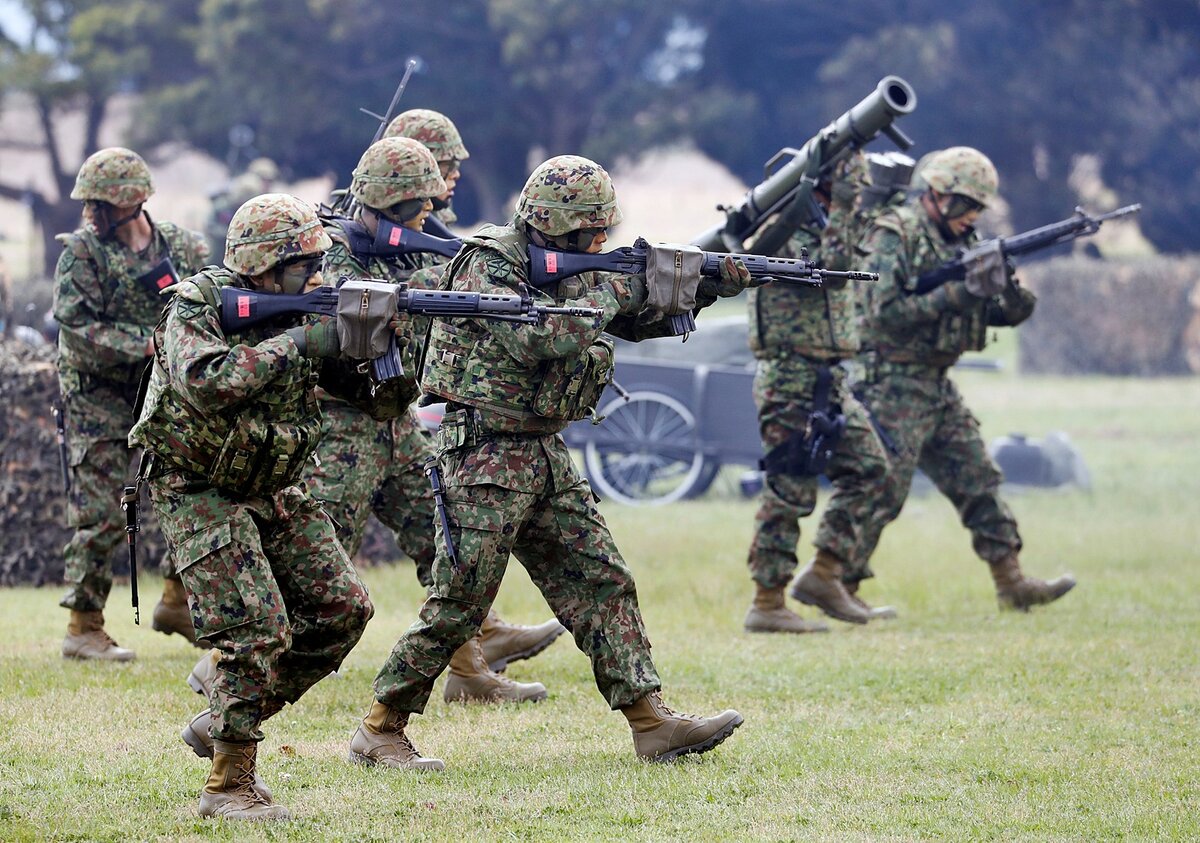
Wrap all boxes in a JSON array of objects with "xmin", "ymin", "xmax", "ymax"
[{"xmin": 98, "ymin": 205, "xmax": 144, "ymax": 240}]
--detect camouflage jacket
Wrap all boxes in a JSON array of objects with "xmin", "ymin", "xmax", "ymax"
[
  {"xmin": 747, "ymin": 202, "xmax": 864, "ymax": 361},
  {"xmin": 860, "ymin": 201, "xmax": 1036, "ymax": 366},
  {"xmin": 423, "ymin": 221, "xmax": 672, "ymax": 435},
  {"xmin": 129, "ymin": 268, "xmax": 324, "ymax": 496},
  {"xmin": 53, "ymin": 218, "xmax": 209, "ymax": 382}
]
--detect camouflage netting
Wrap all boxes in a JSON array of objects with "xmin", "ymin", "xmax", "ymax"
[
  {"xmin": 0, "ymin": 341, "xmax": 169, "ymax": 586},
  {"xmin": 1018, "ymin": 255, "xmax": 1200, "ymax": 375}
]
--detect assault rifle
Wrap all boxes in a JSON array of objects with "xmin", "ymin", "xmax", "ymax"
[
  {"xmin": 913, "ymin": 204, "xmax": 1143, "ymax": 294},
  {"xmin": 217, "ymin": 283, "xmax": 603, "ymax": 383},
  {"xmin": 693, "ymin": 75, "xmax": 917, "ymax": 254},
  {"xmin": 528, "ymin": 237, "xmax": 878, "ymax": 335},
  {"xmin": 332, "ymin": 59, "xmax": 419, "ymax": 216}
]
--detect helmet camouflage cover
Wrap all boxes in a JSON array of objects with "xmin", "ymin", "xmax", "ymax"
[
  {"xmin": 919, "ymin": 146, "xmax": 999, "ymax": 207},
  {"xmin": 515, "ymin": 155, "xmax": 623, "ymax": 237},
  {"xmin": 70, "ymin": 147, "xmax": 154, "ymax": 206},
  {"xmin": 246, "ymin": 157, "xmax": 280, "ymax": 181},
  {"xmin": 383, "ymin": 108, "xmax": 469, "ymax": 161},
  {"xmin": 224, "ymin": 193, "xmax": 331, "ymax": 276},
  {"xmin": 350, "ymin": 137, "xmax": 446, "ymax": 210}
]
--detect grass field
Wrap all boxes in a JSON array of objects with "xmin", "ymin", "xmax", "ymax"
[{"xmin": 2, "ymin": 364, "xmax": 1198, "ymax": 841}]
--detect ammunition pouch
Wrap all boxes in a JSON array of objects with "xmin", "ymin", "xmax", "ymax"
[
  {"xmin": 140, "ymin": 387, "xmax": 322, "ymax": 498},
  {"xmin": 644, "ymin": 243, "xmax": 702, "ymax": 317},
  {"xmin": 337, "ymin": 280, "xmax": 397, "ymax": 360},
  {"xmin": 531, "ymin": 337, "xmax": 614, "ymax": 422},
  {"xmin": 759, "ymin": 366, "xmax": 846, "ymax": 479},
  {"xmin": 435, "ymin": 406, "xmax": 490, "ymax": 453}
]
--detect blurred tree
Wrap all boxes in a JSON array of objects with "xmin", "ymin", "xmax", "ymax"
[{"xmin": 0, "ymin": 0, "xmax": 203, "ymax": 275}]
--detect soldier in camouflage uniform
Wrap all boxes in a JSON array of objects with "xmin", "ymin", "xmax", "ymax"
[
  {"xmin": 852, "ymin": 147, "xmax": 1076, "ymax": 611},
  {"xmin": 53, "ymin": 147, "xmax": 209, "ymax": 660},
  {"xmin": 384, "ymin": 109, "xmax": 467, "ymax": 236},
  {"xmin": 346, "ymin": 155, "xmax": 748, "ymax": 769},
  {"xmin": 385, "ymin": 111, "xmax": 570, "ymax": 680},
  {"xmin": 742, "ymin": 154, "xmax": 893, "ymax": 633},
  {"xmin": 130, "ymin": 193, "xmax": 374, "ymax": 820},
  {"xmin": 302, "ymin": 136, "xmax": 562, "ymax": 705},
  {"xmin": 205, "ymin": 157, "xmax": 279, "ymax": 259}
]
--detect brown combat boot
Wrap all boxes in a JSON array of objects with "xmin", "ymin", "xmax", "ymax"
[
  {"xmin": 479, "ymin": 609, "xmax": 566, "ymax": 672},
  {"xmin": 620, "ymin": 691, "xmax": 743, "ymax": 762},
  {"xmin": 152, "ymin": 576, "xmax": 198, "ymax": 645},
  {"xmin": 989, "ymin": 555, "xmax": 1076, "ymax": 611},
  {"xmin": 197, "ymin": 739, "xmax": 289, "ymax": 821},
  {"xmin": 789, "ymin": 549, "xmax": 871, "ymax": 625},
  {"xmin": 444, "ymin": 635, "xmax": 548, "ymax": 703},
  {"xmin": 743, "ymin": 584, "xmax": 829, "ymax": 634},
  {"xmin": 188, "ymin": 649, "xmax": 221, "ymax": 697},
  {"xmin": 62, "ymin": 610, "xmax": 135, "ymax": 661},
  {"xmin": 182, "ymin": 708, "xmax": 276, "ymax": 799},
  {"xmin": 347, "ymin": 701, "xmax": 445, "ymax": 771},
  {"xmin": 845, "ymin": 580, "xmax": 898, "ymax": 621}
]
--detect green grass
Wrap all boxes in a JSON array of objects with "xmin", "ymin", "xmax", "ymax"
[{"xmin": 2, "ymin": 370, "xmax": 1198, "ymax": 841}]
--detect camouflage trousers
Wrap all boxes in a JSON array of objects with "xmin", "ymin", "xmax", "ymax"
[
  {"xmin": 746, "ymin": 359, "xmax": 889, "ymax": 589},
  {"xmin": 851, "ymin": 366, "xmax": 1022, "ymax": 577},
  {"xmin": 303, "ymin": 403, "xmax": 436, "ymax": 585},
  {"xmin": 58, "ymin": 367, "xmax": 176, "ymax": 611},
  {"xmin": 373, "ymin": 430, "xmax": 661, "ymax": 712},
  {"xmin": 148, "ymin": 470, "xmax": 374, "ymax": 742}
]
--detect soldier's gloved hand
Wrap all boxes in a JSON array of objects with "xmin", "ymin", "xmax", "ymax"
[
  {"xmin": 700, "ymin": 256, "xmax": 764, "ymax": 298},
  {"xmin": 285, "ymin": 318, "xmax": 341, "ymax": 358},
  {"xmin": 603, "ymin": 274, "xmax": 648, "ymax": 315}
]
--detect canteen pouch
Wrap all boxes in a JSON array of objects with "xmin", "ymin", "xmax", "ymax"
[
  {"xmin": 531, "ymin": 336, "xmax": 615, "ymax": 421},
  {"xmin": 644, "ymin": 243, "xmax": 703, "ymax": 316},
  {"xmin": 337, "ymin": 279, "xmax": 398, "ymax": 360}
]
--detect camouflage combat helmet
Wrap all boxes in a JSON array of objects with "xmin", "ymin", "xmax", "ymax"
[
  {"xmin": 224, "ymin": 193, "xmax": 332, "ymax": 276},
  {"xmin": 920, "ymin": 146, "xmax": 998, "ymax": 207},
  {"xmin": 384, "ymin": 109, "xmax": 469, "ymax": 161},
  {"xmin": 515, "ymin": 155, "xmax": 623, "ymax": 237},
  {"xmin": 246, "ymin": 157, "xmax": 280, "ymax": 182},
  {"xmin": 70, "ymin": 147, "xmax": 154, "ymax": 206},
  {"xmin": 350, "ymin": 137, "xmax": 446, "ymax": 210}
]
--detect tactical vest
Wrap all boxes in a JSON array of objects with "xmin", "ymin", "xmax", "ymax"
[
  {"xmin": 747, "ymin": 226, "xmax": 858, "ymax": 360},
  {"xmin": 422, "ymin": 224, "xmax": 614, "ymax": 435},
  {"xmin": 129, "ymin": 268, "xmax": 323, "ymax": 498},
  {"xmin": 55, "ymin": 220, "xmax": 207, "ymax": 375},
  {"xmin": 870, "ymin": 204, "xmax": 989, "ymax": 362}
]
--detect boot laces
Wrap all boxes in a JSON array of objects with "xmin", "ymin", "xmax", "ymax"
[{"xmin": 652, "ymin": 693, "xmax": 701, "ymax": 723}]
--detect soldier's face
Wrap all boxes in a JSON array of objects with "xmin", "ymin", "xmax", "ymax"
[
  {"xmin": 438, "ymin": 159, "xmax": 460, "ymax": 202},
  {"xmin": 934, "ymin": 192, "xmax": 982, "ymax": 237},
  {"xmin": 402, "ymin": 199, "xmax": 434, "ymax": 231},
  {"xmin": 582, "ymin": 227, "xmax": 608, "ymax": 254},
  {"xmin": 274, "ymin": 254, "xmax": 323, "ymax": 294}
]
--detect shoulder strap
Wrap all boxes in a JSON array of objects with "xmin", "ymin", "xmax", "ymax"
[{"xmin": 55, "ymin": 228, "xmax": 109, "ymax": 279}]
